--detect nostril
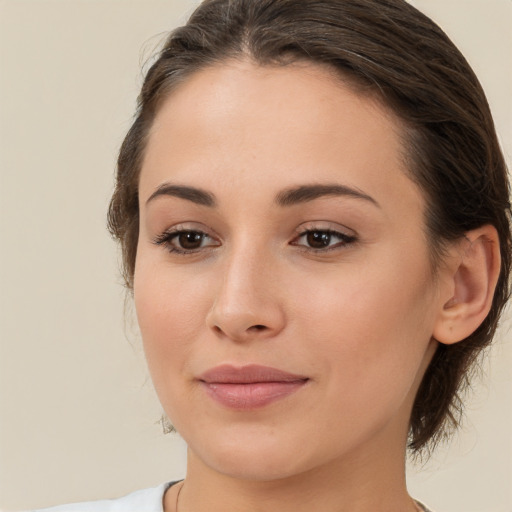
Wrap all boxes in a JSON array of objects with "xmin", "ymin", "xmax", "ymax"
[{"xmin": 250, "ymin": 325, "xmax": 267, "ymax": 331}]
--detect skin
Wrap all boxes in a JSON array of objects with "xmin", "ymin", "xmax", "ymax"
[{"xmin": 134, "ymin": 60, "xmax": 463, "ymax": 512}]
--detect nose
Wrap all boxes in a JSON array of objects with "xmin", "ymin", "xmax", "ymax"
[{"xmin": 205, "ymin": 246, "xmax": 286, "ymax": 342}]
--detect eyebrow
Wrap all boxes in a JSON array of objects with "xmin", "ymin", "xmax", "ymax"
[
  {"xmin": 146, "ymin": 184, "xmax": 216, "ymax": 207},
  {"xmin": 145, "ymin": 182, "xmax": 379, "ymax": 209},
  {"xmin": 275, "ymin": 184, "xmax": 380, "ymax": 208}
]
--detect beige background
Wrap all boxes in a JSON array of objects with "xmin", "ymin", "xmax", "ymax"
[{"xmin": 0, "ymin": 1, "xmax": 510, "ymax": 511}]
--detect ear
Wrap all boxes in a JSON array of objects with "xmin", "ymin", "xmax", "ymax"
[{"xmin": 433, "ymin": 225, "xmax": 501, "ymax": 345}]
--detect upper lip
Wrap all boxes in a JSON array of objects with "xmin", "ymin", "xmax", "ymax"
[{"xmin": 198, "ymin": 364, "xmax": 309, "ymax": 384}]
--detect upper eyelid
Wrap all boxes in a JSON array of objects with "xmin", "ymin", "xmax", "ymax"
[
  {"xmin": 159, "ymin": 223, "xmax": 217, "ymax": 236},
  {"xmin": 296, "ymin": 227, "xmax": 351, "ymax": 236},
  {"xmin": 293, "ymin": 221, "xmax": 356, "ymax": 237}
]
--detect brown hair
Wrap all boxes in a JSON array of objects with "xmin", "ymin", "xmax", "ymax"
[{"xmin": 108, "ymin": 0, "xmax": 511, "ymax": 454}]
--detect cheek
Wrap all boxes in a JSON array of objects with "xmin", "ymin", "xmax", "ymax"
[
  {"xmin": 133, "ymin": 259, "xmax": 213, "ymax": 380},
  {"xmin": 290, "ymin": 250, "xmax": 436, "ymax": 404}
]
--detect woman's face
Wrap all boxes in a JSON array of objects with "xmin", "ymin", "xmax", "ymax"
[{"xmin": 135, "ymin": 60, "xmax": 442, "ymax": 480}]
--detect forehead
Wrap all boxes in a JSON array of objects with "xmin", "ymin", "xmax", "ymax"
[
  {"xmin": 140, "ymin": 59, "xmax": 424, "ymax": 217},
  {"xmin": 147, "ymin": 59, "xmax": 399, "ymax": 155}
]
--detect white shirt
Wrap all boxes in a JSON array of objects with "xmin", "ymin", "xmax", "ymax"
[
  {"xmin": 32, "ymin": 482, "xmax": 433, "ymax": 512},
  {"xmin": 32, "ymin": 482, "xmax": 172, "ymax": 512}
]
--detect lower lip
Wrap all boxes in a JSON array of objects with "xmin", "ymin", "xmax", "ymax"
[{"xmin": 201, "ymin": 380, "xmax": 308, "ymax": 410}]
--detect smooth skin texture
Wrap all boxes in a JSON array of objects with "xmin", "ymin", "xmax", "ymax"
[{"xmin": 134, "ymin": 60, "xmax": 500, "ymax": 512}]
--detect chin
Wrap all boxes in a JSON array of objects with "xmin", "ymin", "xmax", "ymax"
[
  {"xmin": 182, "ymin": 423, "xmax": 310, "ymax": 480},
  {"xmin": 204, "ymin": 448, "xmax": 313, "ymax": 481},
  {"xmin": 182, "ymin": 420, "xmax": 349, "ymax": 482}
]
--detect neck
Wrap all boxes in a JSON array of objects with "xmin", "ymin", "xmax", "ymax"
[{"xmin": 166, "ymin": 430, "xmax": 416, "ymax": 512}]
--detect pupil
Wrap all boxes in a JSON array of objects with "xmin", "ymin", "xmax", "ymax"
[
  {"xmin": 307, "ymin": 231, "xmax": 331, "ymax": 248},
  {"xmin": 179, "ymin": 232, "xmax": 203, "ymax": 249}
]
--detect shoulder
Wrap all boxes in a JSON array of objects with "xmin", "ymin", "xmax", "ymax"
[{"xmin": 32, "ymin": 482, "xmax": 174, "ymax": 512}]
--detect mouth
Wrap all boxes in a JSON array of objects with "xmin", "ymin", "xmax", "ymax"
[{"xmin": 198, "ymin": 364, "xmax": 309, "ymax": 410}]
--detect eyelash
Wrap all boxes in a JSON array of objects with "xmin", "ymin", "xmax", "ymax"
[
  {"xmin": 152, "ymin": 227, "xmax": 357, "ymax": 255},
  {"xmin": 291, "ymin": 229, "xmax": 357, "ymax": 252},
  {"xmin": 152, "ymin": 229, "xmax": 219, "ymax": 255}
]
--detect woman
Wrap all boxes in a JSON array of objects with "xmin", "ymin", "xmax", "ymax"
[{"xmin": 36, "ymin": 0, "xmax": 511, "ymax": 511}]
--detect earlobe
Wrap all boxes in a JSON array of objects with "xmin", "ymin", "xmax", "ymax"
[{"xmin": 433, "ymin": 225, "xmax": 501, "ymax": 345}]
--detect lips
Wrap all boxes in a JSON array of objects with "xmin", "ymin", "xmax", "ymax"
[{"xmin": 198, "ymin": 364, "xmax": 309, "ymax": 410}]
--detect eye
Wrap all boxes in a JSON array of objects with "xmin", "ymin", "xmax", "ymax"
[
  {"xmin": 153, "ymin": 228, "xmax": 220, "ymax": 254},
  {"xmin": 292, "ymin": 229, "xmax": 357, "ymax": 251}
]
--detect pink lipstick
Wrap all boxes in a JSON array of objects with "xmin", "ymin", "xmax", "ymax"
[{"xmin": 198, "ymin": 364, "xmax": 309, "ymax": 410}]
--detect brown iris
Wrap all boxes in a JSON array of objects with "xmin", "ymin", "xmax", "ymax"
[
  {"xmin": 306, "ymin": 231, "xmax": 332, "ymax": 248},
  {"xmin": 178, "ymin": 231, "xmax": 204, "ymax": 249}
]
